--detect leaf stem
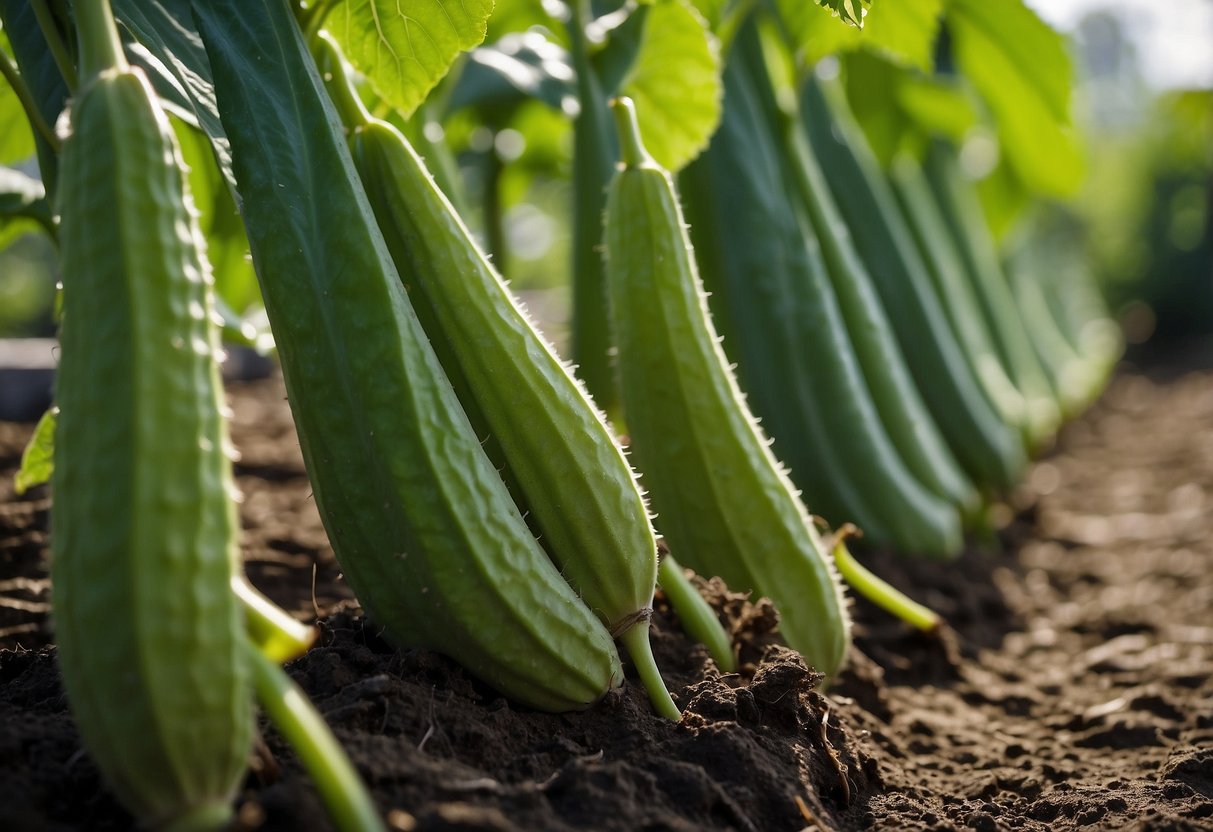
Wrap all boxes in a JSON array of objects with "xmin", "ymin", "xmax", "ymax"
[
  {"xmin": 243, "ymin": 639, "xmax": 386, "ymax": 832},
  {"xmin": 30, "ymin": 0, "xmax": 77, "ymax": 92},
  {"xmin": 0, "ymin": 46, "xmax": 60, "ymax": 152},
  {"xmin": 830, "ymin": 536, "xmax": 940, "ymax": 633}
]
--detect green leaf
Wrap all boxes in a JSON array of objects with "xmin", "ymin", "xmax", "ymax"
[
  {"xmin": 0, "ymin": 37, "xmax": 36, "ymax": 164},
  {"xmin": 112, "ymin": 0, "xmax": 235, "ymax": 187},
  {"xmin": 815, "ymin": 0, "xmax": 871, "ymax": 28},
  {"xmin": 14, "ymin": 406, "xmax": 55, "ymax": 495},
  {"xmin": 327, "ymin": 0, "xmax": 496, "ymax": 118},
  {"xmin": 861, "ymin": 0, "xmax": 941, "ymax": 71},
  {"xmin": 0, "ymin": 0, "xmax": 71, "ymax": 194},
  {"xmin": 619, "ymin": 0, "xmax": 721, "ymax": 172},
  {"xmin": 0, "ymin": 166, "xmax": 51, "ymax": 248},
  {"xmin": 447, "ymin": 31, "xmax": 576, "ymax": 115},
  {"xmin": 840, "ymin": 50, "xmax": 977, "ymax": 166},
  {"xmin": 947, "ymin": 0, "xmax": 1083, "ymax": 196},
  {"xmin": 778, "ymin": 0, "xmax": 941, "ymax": 71},
  {"xmin": 172, "ymin": 118, "xmax": 262, "ymax": 318}
]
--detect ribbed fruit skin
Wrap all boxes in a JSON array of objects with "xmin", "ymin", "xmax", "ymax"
[
  {"xmin": 193, "ymin": 0, "xmax": 622, "ymax": 712},
  {"xmin": 605, "ymin": 109, "xmax": 850, "ymax": 677},
  {"xmin": 52, "ymin": 67, "xmax": 252, "ymax": 829}
]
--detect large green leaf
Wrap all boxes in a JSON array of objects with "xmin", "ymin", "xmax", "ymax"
[
  {"xmin": 841, "ymin": 50, "xmax": 975, "ymax": 166},
  {"xmin": 0, "ymin": 32, "xmax": 36, "ymax": 164},
  {"xmin": 619, "ymin": 0, "xmax": 720, "ymax": 172},
  {"xmin": 327, "ymin": 0, "xmax": 495, "ymax": 118},
  {"xmin": 777, "ymin": 0, "xmax": 941, "ymax": 72},
  {"xmin": 948, "ymin": 0, "xmax": 1083, "ymax": 196},
  {"xmin": 0, "ymin": 0, "xmax": 70, "ymax": 195},
  {"xmin": 111, "ymin": 0, "xmax": 234, "ymax": 187}
]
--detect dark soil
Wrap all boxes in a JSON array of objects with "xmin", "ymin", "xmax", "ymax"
[{"xmin": 2, "ymin": 347, "xmax": 1211, "ymax": 831}]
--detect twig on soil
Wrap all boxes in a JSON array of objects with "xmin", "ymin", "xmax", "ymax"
[{"xmin": 819, "ymin": 704, "xmax": 852, "ymax": 807}]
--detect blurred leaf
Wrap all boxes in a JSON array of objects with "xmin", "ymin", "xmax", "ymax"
[
  {"xmin": 486, "ymin": 0, "xmax": 565, "ymax": 44},
  {"xmin": 948, "ymin": 0, "xmax": 1083, "ymax": 196},
  {"xmin": 14, "ymin": 406, "xmax": 55, "ymax": 495},
  {"xmin": 448, "ymin": 30, "xmax": 576, "ymax": 115},
  {"xmin": 895, "ymin": 75, "xmax": 976, "ymax": 143},
  {"xmin": 862, "ymin": 0, "xmax": 940, "ymax": 70},
  {"xmin": 686, "ymin": 0, "xmax": 727, "ymax": 31},
  {"xmin": 778, "ymin": 0, "xmax": 940, "ymax": 72},
  {"xmin": 0, "ymin": 0, "xmax": 70, "ymax": 194},
  {"xmin": 328, "ymin": 0, "xmax": 495, "ymax": 118},
  {"xmin": 976, "ymin": 157, "xmax": 1031, "ymax": 241},
  {"xmin": 619, "ymin": 0, "xmax": 721, "ymax": 171},
  {"xmin": 113, "ymin": 0, "xmax": 234, "ymax": 187},
  {"xmin": 0, "ymin": 35, "xmax": 36, "ymax": 164},
  {"xmin": 0, "ymin": 166, "xmax": 51, "ymax": 248},
  {"xmin": 172, "ymin": 118, "xmax": 262, "ymax": 318},
  {"xmin": 841, "ymin": 50, "xmax": 976, "ymax": 166}
]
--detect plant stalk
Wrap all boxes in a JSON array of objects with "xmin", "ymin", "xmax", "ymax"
[{"xmin": 244, "ymin": 638, "xmax": 386, "ymax": 832}]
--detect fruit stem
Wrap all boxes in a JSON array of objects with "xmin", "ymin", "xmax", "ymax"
[{"xmin": 618, "ymin": 623, "xmax": 682, "ymax": 721}]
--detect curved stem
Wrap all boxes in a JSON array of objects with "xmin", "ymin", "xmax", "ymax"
[
  {"xmin": 244, "ymin": 639, "xmax": 386, "ymax": 832},
  {"xmin": 31, "ymin": 0, "xmax": 77, "ymax": 91},
  {"xmin": 0, "ymin": 47, "xmax": 60, "ymax": 152},
  {"xmin": 618, "ymin": 623, "xmax": 681, "ymax": 721},
  {"xmin": 657, "ymin": 556, "xmax": 735, "ymax": 672},
  {"xmin": 831, "ymin": 539, "xmax": 940, "ymax": 633},
  {"xmin": 234, "ymin": 576, "xmax": 316, "ymax": 663}
]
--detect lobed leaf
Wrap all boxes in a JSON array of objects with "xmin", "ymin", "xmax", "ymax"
[
  {"xmin": 947, "ymin": 0, "xmax": 1083, "ymax": 196},
  {"xmin": 619, "ymin": 0, "xmax": 721, "ymax": 172},
  {"xmin": 328, "ymin": 0, "xmax": 496, "ymax": 118}
]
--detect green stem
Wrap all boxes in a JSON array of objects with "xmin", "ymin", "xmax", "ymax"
[
  {"xmin": 831, "ymin": 539, "xmax": 940, "ymax": 633},
  {"xmin": 71, "ymin": 0, "xmax": 127, "ymax": 83},
  {"xmin": 243, "ymin": 639, "xmax": 386, "ymax": 832},
  {"xmin": 234, "ymin": 577, "xmax": 316, "ymax": 663},
  {"xmin": 618, "ymin": 623, "xmax": 681, "ymax": 721},
  {"xmin": 31, "ymin": 0, "xmax": 77, "ymax": 91},
  {"xmin": 0, "ymin": 47, "xmax": 61, "ymax": 152},
  {"xmin": 302, "ymin": 0, "xmax": 340, "ymax": 44},
  {"xmin": 482, "ymin": 143, "xmax": 509, "ymax": 279},
  {"xmin": 658, "ymin": 556, "xmax": 735, "ymax": 672},
  {"xmin": 609, "ymin": 96, "xmax": 653, "ymax": 169},
  {"xmin": 567, "ymin": 0, "xmax": 620, "ymax": 419}
]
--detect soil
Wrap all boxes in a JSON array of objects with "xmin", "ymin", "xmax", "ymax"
[{"xmin": 1, "ymin": 345, "xmax": 1211, "ymax": 831}]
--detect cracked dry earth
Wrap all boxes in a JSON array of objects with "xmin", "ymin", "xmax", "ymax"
[{"xmin": 0, "ymin": 347, "xmax": 1211, "ymax": 831}]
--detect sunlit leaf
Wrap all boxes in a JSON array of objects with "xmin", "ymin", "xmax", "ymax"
[
  {"xmin": 948, "ymin": 0, "xmax": 1083, "ymax": 196},
  {"xmin": 841, "ymin": 50, "xmax": 977, "ymax": 166},
  {"xmin": 113, "ymin": 0, "xmax": 233, "ymax": 186},
  {"xmin": 14, "ymin": 406, "xmax": 55, "ymax": 495},
  {"xmin": 815, "ymin": 0, "xmax": 871, "ymax": 29},
  {"xmin": 619, "ymin": 0, "xmax": 721, "ymax": 171},
  {"xmin": 328, "ymin": 0, "xmax": 496, "ymax": 118},
  {"xmin": 0, "ymin": 87, "xmax": 35, "ymax": 164},
  {"xmin": 0, "ymin": 0, "xmax": 70, "ymax": 193},
  {"xmin": 0, "ymin": 31, "xmax": 36, "ymax": 163},
  {"xmin": 778, "ymin": 0, "xmax": 940, "ymax": 72}
]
